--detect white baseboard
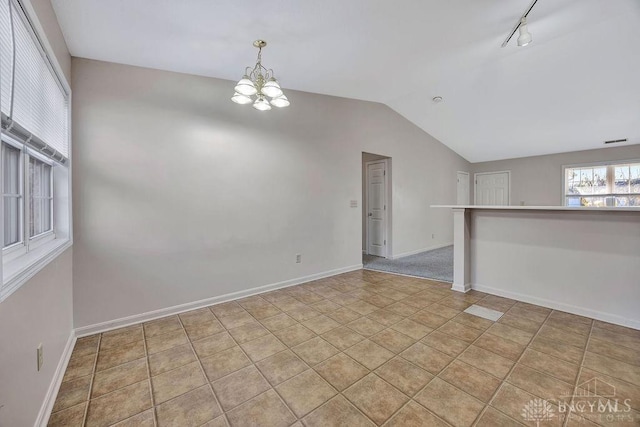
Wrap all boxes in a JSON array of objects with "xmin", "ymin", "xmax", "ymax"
[
  {"xmin": 75, "ymin": 264, "xmax": 363, "ymax": 337},
  {"xmin": 473, "ymin": 283, "xmax": 640, "ymax": 330},
  {"xmin": 451, "ymin": 282, "xmax": 471, "ymax": 293},
  {"xmin": 390, "ymin": 243, "xmax": 452, "ymax": 260},
  {"xmin": 36, "ymin": 330, "xmax": 76, "ymax": 427}
]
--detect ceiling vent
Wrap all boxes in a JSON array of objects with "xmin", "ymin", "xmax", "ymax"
[{"xmin": 603, "ymin": 138, "xmax": 627, "ymax": 145}]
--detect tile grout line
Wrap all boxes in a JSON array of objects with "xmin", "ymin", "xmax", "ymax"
[
  {"xmin": 473, "ymin": 307, "xmax": 555, "ymax": 426},
  {"xmin": 304, "ymin": 278, "xmax": 409, "ymax": 426},
  {"xmin": 359, "ymin": 290, "xmax": 470, "ymax": 426},
  {"xmin": 55, "ymin": 272, "xmax": 633, "ymax": 427},
  {"xmin": 438, "ymin": 300, "xmax": 536, "ymax": 425},
  {"xmin": 236, "ymin": 281, "xmax": 388, "ymax": 425},
  {"xmin": 247, "ymin": 294, "xmax": 385, "ymax": 426},
  {"xmin": 81, "ymin": 334, "xmax": 101, "ymax": 427},
  {"xmin": 338, "ymin": 280, "xmax": 469, "ymax": 426},
  {"xmin": 174, "ymin": 313, "xmax": 230, "ymax": 426},
  {"xmin": 67, "ymin": 278, "xmax": 470, "ymax": 422},
  {"xmin": 211, "ymin": 304, "xmax": 307, "ymax": 425},
  {"xmin": 141, "ymin": 322, "xmax": 158, "ymax": 427},
  {"xmin": 320, "ymin": 280, "xmax": 460, "ymax": 426},
  {"xmin": 562, "ymin": 319, "xmax": 595, "ymax": 427},
  {"xmin": 412, "ymin": 295, "xmax": 520, "ymax": 426}
]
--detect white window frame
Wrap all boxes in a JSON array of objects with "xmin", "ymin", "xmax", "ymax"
[
  {"xmin": 2, "ymin": 142, "xmax": 24, "ymax": 253},
  {"xmin": 3, "ymin": 138, "xmax": 56, "ymax": 257},
  {"xmin": 561, "ymin": 159, "xmax": 640, "ymax": 207},
  {"xmin": 27, "ymin": 148, "xmax": 55, "ymax": 242},
  {"xmin": 0, "ymin": 0, "xmax": 72, "ymax": 303}
]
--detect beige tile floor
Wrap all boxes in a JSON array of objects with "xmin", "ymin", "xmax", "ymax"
[{"xmin": 49, "ymin": 269, "xmax": 640, "ymax": 427}]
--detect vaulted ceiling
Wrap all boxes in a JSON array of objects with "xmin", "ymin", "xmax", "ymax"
[{"xmin": 52, "ymin": 0, "xmax": 640, "ymax": 162}]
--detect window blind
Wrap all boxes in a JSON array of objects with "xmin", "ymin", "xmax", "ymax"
[{"xmin": 0, "ymin": 0, "xmax": 69, "ymax": 163}]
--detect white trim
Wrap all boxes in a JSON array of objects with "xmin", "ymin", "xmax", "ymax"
[
  {"xmin": 36, "ymin": 330, "xmax": 76, "ymax": 427},
  {"xmin": 473, "ymin": 170, "xmax": 511, "ymax": 206},
  {"xmin": 364, "ymin": 159, "xmax": 390, "ymax": 258},
  {"xmin": 451, "ymin": 282, "xmax": 471, "ymax": 293},
  {"xmin": 75, "ymin": 263, "xmax": 363, "ymax": 337},
  {"xmin": 472, "ymin": 283, "xmax": 640, "ymax": 330},
  {"xmin": 389, "ymin": 242, "xmax": 452, "ymax": 260},
  {"xmin": 1, "ymin": 239, "xmax": 71, "ymax": 302}
]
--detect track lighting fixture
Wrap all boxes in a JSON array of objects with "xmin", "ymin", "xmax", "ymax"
[
  {"xmin": 517, "ymin": 18, "xmax": 533, "ymax": 47},
  {"xmin": 501, "ymin": 0, "xmax": 539, "ymax": 48}
]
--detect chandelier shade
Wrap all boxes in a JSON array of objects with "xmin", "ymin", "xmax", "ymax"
[
  {"xmin": 270, "ymin": 94, "xmax": 290, "ymax": 108},
  {"xmin": 253, "ymin": 95, "xmax": 272, "ymax": 111},
  {"xmin": 234, "ymin": 76, "xmax": 257, "ymax": 96},
  {"xmin": 232, "ymin": 40, "xmax": 289, "ymax": 111},
  {"xmin": 231, "ymin": 92, "xmax": 252, "ymax": 104},
  {"xmin": 261, "ymin": 78, "xmax": 283, "ymax": 98}
]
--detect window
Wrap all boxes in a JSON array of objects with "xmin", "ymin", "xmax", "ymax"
[
  {"xmin": 0, "ymin": 0, "xmax": 71, "ymax": 301},
  {"xmin": 29, "ymin": 156, "xmax": 53, "ymax": 237},
  {"xmin": 564, "ymin": 162, "xmax": 640, "ymax": 207},
  {"xmin": 3, "ymin": 143, "xmax": 22, "ymax": 247},
  {"xmin": 2, "ymin": 141, "xmax": 55, "ymax": 253}
]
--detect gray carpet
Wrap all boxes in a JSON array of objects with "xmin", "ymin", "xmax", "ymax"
[{"xmin": 363, "ymin": 245, "xmax": 453, "ymax": 282}]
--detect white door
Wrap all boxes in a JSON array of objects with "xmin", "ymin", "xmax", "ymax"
[
  {"xmin": 457, "ymin": 172, "xmax": 470, "ymax": 205},
  {"xmin": 475, "ymin": 172, "xmax": 510, "ymax": 205},
  {"xmin": 366, "ymin": 160, "xmax": 387, "ymax": 257}
]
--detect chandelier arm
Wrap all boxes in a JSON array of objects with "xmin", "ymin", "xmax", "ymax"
[{"xmin": 265, "ymin": 69, "xmax": 274, "ymax": 80}]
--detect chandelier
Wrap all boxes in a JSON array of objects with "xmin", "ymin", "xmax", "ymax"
[{"xmin": 231, "ymin": 40, "xmax": 290, "ymax": 111}]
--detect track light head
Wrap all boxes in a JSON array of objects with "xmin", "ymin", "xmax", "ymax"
[{"xmin": 517, "ymin": 17, "xmax": 533, "ymax": 47}]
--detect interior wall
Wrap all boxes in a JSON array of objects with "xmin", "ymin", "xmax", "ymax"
[
  {"xmin": 471, "ymin": 145, "xmax": 640, "ymax": 206},
  {"xmin": 71, "ymin": 58, "xmax": 470, "ymax": 328},
  {"xmin": 0, "ymin": 1, "xmax": 73, "ymax": 425},
  {"xmin": 0, "ymin": 249, "xmax": 73, "ymax": 426},
  {"xmin": 470, "ymin": 210, "xmax": 640, "ymax": 328}
]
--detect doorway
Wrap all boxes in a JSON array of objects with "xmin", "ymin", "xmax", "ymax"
[
  {"xmin": 474, "ymin": 171, "xmax": 510, "ymax": 205},
  {"xmin": 457, "ymin": 171, "xmax": 470, "ymax": 205},
  {"xmin": 362, "ymin": 153, "xmax": 391, "ymax": 258}
]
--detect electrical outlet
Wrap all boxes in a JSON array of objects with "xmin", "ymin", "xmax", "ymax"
[
  {"xmin": 295, "ymin": 254, "xmax": 301, "ymax": 264},
  {"xmin": 37, "ymin": 343, "xmax": 43, "ymax": 371},
  {"xmin": 432, "ymin": 234, "xmax": 435, "ymax": 239}
]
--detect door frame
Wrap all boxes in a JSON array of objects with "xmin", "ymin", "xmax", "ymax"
[
  {"xmin": 364, "ymin": 158, "xmax": 390, "ymax": 258},
  {"xmin": 474, "ymin": 170, "xmax": 511, "ymax": 206},
  {"xmin": 456, "ymin": 171, "xmax": 470, "ymax": 205}
]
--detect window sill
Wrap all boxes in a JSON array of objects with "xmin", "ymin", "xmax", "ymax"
[{"xmin": 1, "ymin": 238, "xmax": 72, "ymax": 303}]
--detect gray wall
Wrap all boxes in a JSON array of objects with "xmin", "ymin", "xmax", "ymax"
[
  {"xmin": 0, "ymin": 1, "xmax": 73, "ymax": 426},
  {"xmin": 71, "ymin": 58, "xmax": 470, "ymax": 328},
  {"xmin": 0, "ymin": 249, "xmax": 73, "ymax": 426},
  {"xmin": 472, "ymin": 145, "xmax": 640, "ymax": 206},
  {"xmin": 470, "ymin": 210, "xmax": 640, "ymax": 328}
]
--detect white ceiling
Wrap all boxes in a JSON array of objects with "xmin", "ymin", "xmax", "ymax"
[{"xmin": 51, "ymin": 0, "xmax": 640, "ymax": 162}]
